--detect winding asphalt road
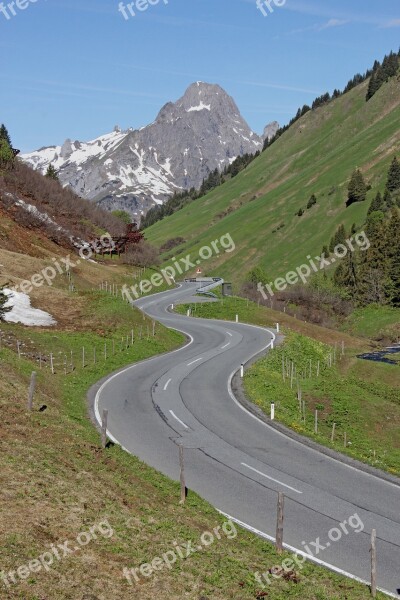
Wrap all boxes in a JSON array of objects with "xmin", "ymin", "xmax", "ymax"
[{"xmin": 91, "ymin": 283, "xmax": 400, "ymax": 597}]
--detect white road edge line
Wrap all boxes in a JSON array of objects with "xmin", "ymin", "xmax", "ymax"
[
  {"xmin": 225, "ymin": 326, "xmax": 400, "ymax": 491},
  {"xmin": 94, "ymin": 328, "xmax": 194, "ymax": 446},
  {"xmin": 163, "ymin": 378, "xmax": 172, "ymax": 391},
  {"xmin": 94, "ymin": 295, "xmax": 398, "ymax": 597},
  {"xmin": 187, "ymin": 357, "xmax": 203, "ymax": 366},
  {"xmin": 241, "ymin": 462, "xmax": 303, "ymax": 494},
  {"xmin": 169, "ymin": 410, "xmax": 189, "ymax": 429},
  {"xmin": 221, "ymin": 343, "xmax": 230, "ymax": 349},
  {"xmin": 226, "ymin": 331, "xmax": 233, "ymax": 337},
  {"xmin": 217, "ymin": 510, "xmax": 397, "ymax": 599}
]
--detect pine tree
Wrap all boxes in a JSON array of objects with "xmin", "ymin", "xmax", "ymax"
[
  {"xmin": 357, "ymin": 212, "xmax": 389, "ymax": 304},
  {"xmin": 385, "ymin": 189, "xmax": 395, "ymax": 209},
  {"xmin": 322, "ymin": 244, "xmax": 329, "ymax": 257},
  {"xmin": 0, "ymin": 139, "xmax": 14, "ymax": 170},
  {"xmin": 368, "ymin": 191, "xmax": 384, "ymax": 215},
  {"xmin": 366, "ymin": 73, "xmax": 379, "ymax": 101},
  {"xmin": 0, "ymin": 287, "xmax": 11, "ymax": 321},
  {"xmin": 386, "ymin": 157, "xmax": 400, "ymax": 193},
  {"xmin": 385, "ymin": 209, "xmax": 400, "ymax": 305},
  {"xmin": 329, "ymin": 224, "xmax": 346, "ymax": 252},
  {"xmin": 45, "ymin": 164, "xmax": 59, "ymax": 181},
  {"xmin": 347, "ymin": 169, "xmax": 367, "ymax": 207},
  {"xmin": 0, "ymin": 124, "xmax": 12, "ymax": 147}
]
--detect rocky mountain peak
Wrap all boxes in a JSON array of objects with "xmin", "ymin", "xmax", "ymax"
[{"xmin": 21, "ymin": 82, "xmax": 273, "ymax": 220}]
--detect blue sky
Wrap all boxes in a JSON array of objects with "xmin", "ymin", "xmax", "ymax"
[{"xmin": 1, "ymin": 0, "xmax": 399, "ymax": 152}]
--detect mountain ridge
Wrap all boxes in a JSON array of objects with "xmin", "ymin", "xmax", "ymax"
[
  {"xmin": 21, "ymin": 83, "xmax": 278, "ymax": 219},
  {"xmin": 144, "ymin": 74, "xmax": 400, "ymax": 286}
]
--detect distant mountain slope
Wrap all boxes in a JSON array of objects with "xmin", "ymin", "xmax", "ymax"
[
  {"xmin": 21, "ymin": 83, "xmax": 267, "ymax": 219},
  {"xmin": 145, "ymin": 74, "xmax": 400, "ymax": 285}
]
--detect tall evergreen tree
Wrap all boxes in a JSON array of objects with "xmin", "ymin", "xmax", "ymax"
[
  {"xmin": 357, "ymin": 212, "xmax": 389, "ymax": 304},
  {"xmin": 368, "ymin": 191, "xmax": 384, "ymax": 215},
  {"xmin": 385, "ymin": 209, "xmax": 400, "ymax": 305},
  {"xmin": 386, "ymin": 157, "xmax": 400, "ymax": 193},
  {"xmin": 0, "ymin": 124, "xmax": 12, "ymax": 147},
  {"xmin": 329, "ymin": 224, "xmax": 346, "ymax": 252},
  {"xmin": 0, "ymin": 139, "xmax": 14, "ymax": 170},
  {"xmin": 346, "ymin": 169, "xmax": 367, "ymax": 207},
  {"xmin": 334, "ymin": 249, "xmax": 358, "ymax": 291},
  {"xmin": 45, "ymin": 164, "xmax": 59, "ymax": 181}
]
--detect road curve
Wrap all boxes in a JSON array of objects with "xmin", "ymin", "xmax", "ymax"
[{"xmin": 90, "ymin": 283, "xmax": 400, "ymax": 597}]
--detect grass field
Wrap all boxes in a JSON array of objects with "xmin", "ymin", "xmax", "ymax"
[
  {"xmin": 0, "ymin": 245, "xmax": 391, "ymax": 599},
  {"xmin": 145, "ymin": 76, "xmax": 400, "ymax": 287},
  {"xmin": 340, "ymin": 305, "xmax": 400, "ymax": 343}
]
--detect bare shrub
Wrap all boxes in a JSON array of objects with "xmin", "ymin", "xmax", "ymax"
[
  {"xmin": 123, "ymin": 242, "xmax": 160, "ymax": 267},
  {"xmin": 242, "ymin": 281, "xmax": 353, "ymax": 328},
  {"xmin": 159, "ymin": 237, "xmax": 185, "ymax": 252},
  {"xmin": 0, "ymin": 162, "xmax": 126, "ymax": 241}
]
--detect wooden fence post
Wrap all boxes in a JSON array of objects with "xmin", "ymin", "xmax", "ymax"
[
  {"xmin": 371, "ymin": 529, "xmax": 377, "ymax": 597},
  {"xmin": 276, "ymin": 492, "xmax": 285, "ymax": 553},
  {"xmin": 28, "ymin": 371, "xmax": 36, "ymax": 411},
  {"xmin": 101, "ymin": 409, "xmax": 108, "ymax": 449},
  {"xmin": 179, "ymin": 445, "xmax": 186, "ymax": 504}
]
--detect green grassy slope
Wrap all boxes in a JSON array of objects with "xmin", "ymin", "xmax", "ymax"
[
  {"xmin": 146, "ymin": 76, "xmax": 400, "ymax": 285},
  {"xmin": 0, "ymin": 250, "xmax": 387, "ymax": 599}
]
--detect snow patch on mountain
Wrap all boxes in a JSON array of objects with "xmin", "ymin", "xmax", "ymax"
[{"xmin": 21, "ymin": 82, "xmax": 273, "ymax": 219}]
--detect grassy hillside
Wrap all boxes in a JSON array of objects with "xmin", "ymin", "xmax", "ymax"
[
  {"xmin": 0, "ymin": 245, "xmax": 388, "ymax": 599},
  {"xmin": 146, "ymin": 75, "xmax": 400, "ymax": 285}
]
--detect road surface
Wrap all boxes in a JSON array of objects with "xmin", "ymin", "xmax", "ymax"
[{"xmin": 90, "ymin": 283, "xmax": 400, "ymax": 597}]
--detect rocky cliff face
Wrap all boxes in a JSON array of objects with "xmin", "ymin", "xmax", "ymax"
[
  {"xmin": 22, "ymin": 83, "xmax": 275, "ymax": 219},
  {"xmin": 263, "ymin": 121, "xmax": 280, "ymax": 141}
]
